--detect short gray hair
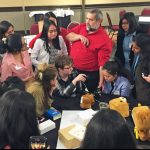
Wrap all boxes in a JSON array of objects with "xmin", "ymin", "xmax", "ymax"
[{"xmin": 89, "ymin": 8, "xmax": 103, "ymax": 20}]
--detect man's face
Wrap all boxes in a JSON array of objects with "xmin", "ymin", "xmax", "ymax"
[{"xmin": 86, "ymin": 13, "xmax": 101, "ymax": 32}]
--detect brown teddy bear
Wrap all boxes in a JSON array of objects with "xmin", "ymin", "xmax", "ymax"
[
  {"xmin": 132, "ymin": 106, "xmax": 150, "ymax": 141},
  {"xmin": 80, "ymin": 93, "xmax": 95, "ymax": 109},
  {"xmin": 109, "ymin": 97, "xmax": 129, "ymax": 118}
]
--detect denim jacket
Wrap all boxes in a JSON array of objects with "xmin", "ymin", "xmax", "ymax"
[{"xmin": 103, "ymin": 76, "xmax": 131, "ymax": 97}]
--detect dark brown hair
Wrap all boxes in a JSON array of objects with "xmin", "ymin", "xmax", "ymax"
[
  {"xmin": 36, "ymin": 64, "xmax": 57, "ymax": 107},
  {"xmin": 55, "ymin": 55, "xmax": 73, "ymax": 69}
]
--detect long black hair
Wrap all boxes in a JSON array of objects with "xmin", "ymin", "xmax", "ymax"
[
  {"xmin": 102, "ymin": 60, "xmax": 122, "ymax": 76},
  {"xmin": 6, "ymin": 33, "xmax": 23, "ymax": 54},
  {"xmin": 81, "ymin": 109, "xmax": 136, "ymax": 149},
  {"xmin": 0, "ymin": 20, "xmax": 14, "ymax": 39},
  {"xmin": 0, "ymin": 21, "xmax": 14, "ymax": 54},
  {"xmin": 44, "ymin": 11, "xmax": 57, "ymax": 22},
  {"xmin": 40, "ymin": 20, "xmax": 61, "ymax": 53},
  {"xmin": 102, "ymin": 60, "xmax": 133, "ymax": 82},
  {"xmin": 44, "ymin": 11, "xmax": 60, "ymax": 34},
  {"xmin": 119, "ymin": 12, "xmax": 139, "ymax": 34},
  {"xmin": 132, "ymin": 33, "xmax": 150, "ymax": 50},
  {"xmin": 1, "ymin": 76, "xmax": 25, "ymax": 96},
  {"xmin": 138, "ymin": 34, "xmax": 150, "ymax": 74},
  {"xmin": 0, "ymin": 90, "xmax": 39, "ymax": 149}
]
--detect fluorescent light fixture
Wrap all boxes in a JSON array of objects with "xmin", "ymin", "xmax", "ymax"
[{"xmin": 139, "ymin": 16, "xmax": 150, "ymax": 23}]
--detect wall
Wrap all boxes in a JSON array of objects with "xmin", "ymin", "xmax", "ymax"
[
  {"xmin": 72, "ymin": 6, "xmax": 150, "ymax": 26},
  {"xmin": 0, "ymin": 0, "xmax": 150, "ymax": 33},
  {"xmin": 86, "ymin": 0, "xmax": 150, "ymax": 4},
  {"xmin": 0, "ymin": 0, "xmax": 150, "ymax": 6}
]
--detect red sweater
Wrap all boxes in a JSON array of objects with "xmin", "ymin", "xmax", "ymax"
[{"xmin": 69, "ymin": 23, "xmax": 112, "ymax": 71}]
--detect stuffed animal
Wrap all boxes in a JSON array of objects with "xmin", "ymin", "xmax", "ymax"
[
  {"xmin": 109, "ymin": 97, "xmax": 129, "ymax": 118},
  {"xmin": 80, "ymin": 93, "xmax": 95, "ymax": 109},
  {"xmin": 132, "ymin": 106, "xmax": 150, "ymax": 141}
]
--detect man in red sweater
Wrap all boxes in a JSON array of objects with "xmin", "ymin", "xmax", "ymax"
[{"xmin": 66, "ymin": 8, "xmax": 112, "ymax": 92}]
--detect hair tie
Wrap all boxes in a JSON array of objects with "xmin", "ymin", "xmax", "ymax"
[
  {"xmin": 2, "ymin": 38, "xmax": 7, "ymax": 44},
  {"xmin": 38, "ymin": 72, "xmax": 43, "ymax": 80}
]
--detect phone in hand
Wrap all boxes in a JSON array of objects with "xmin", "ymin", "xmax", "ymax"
[
  {"xmin": 29, "ymin": 136, "xmax": 48, "ymax": 149},
  {"xmin": 142, "ymin": 73, "xmax": 148, "ymax": 77}
]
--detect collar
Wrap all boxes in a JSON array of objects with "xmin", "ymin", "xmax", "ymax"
[
  {"xmin": 57, "ymin": 72, "xmax": 71, "ymax": 83},
  {"xmin": 113, "ymin": 76, "xmax": 122, "ymax": 86},
  {"xmin": 125, "ymin": 31, "xmax": 136, "ymax": 36}
]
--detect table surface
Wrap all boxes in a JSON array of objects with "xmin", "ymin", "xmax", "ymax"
[
  {"xmin": 43, "ymin": 94, "xmax": 150, "ymax": 149},
  {"xmin": 57, "ymin": 111, "xmax": 84, "ymax": 149}
]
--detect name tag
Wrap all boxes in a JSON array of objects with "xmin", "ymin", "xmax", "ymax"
[
  {"xmin": 114, "ymin": 91, "xmax": 120, "ymax": 95},
  {"xmin": 15, "ymin": 65, "xmax": 22, "ymax": 70},
  {"xmin": 129, "ymin": 43, "xmax": 132, "ymax": 49}
]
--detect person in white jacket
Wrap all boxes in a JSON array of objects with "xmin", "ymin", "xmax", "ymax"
[{"xmin": 31, "ymin": 20, "xmax": 68, "ymax": 68}]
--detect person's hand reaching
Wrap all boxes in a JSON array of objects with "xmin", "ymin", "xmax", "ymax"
[{"xmin": 72, "ymin": 74, "xmax": 87, "ymax": 85}]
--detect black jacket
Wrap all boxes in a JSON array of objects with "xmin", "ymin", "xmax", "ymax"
[
  {"xmin": 135, "ymin": 62, "xmax": 150, "ymax": 105},
  {"xmin": 54, "ymin": 70, "xmax": 86, "ymax": 98},
  {"xmin": 0, "ymin": 40, "xmax": 7, "ymax": 54},
  {"xmin": 115, "ymin": 30, "xmax": 134, "ymax": 67}
]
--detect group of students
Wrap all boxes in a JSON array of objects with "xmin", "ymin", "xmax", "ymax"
[
  {"xmin": 0, "ymin": 88, "xmax": 137, "ymax": 149},
  {"xmin": 0, "ymin": 8, "xmax": 150, "ymax": 149}
]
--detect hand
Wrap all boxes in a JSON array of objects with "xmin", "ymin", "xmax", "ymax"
[
  {"xmin": 142, "ymin": 75, "xmax": 150, "ymax": 83},
  {"xmin": 72, "ymin": 74, "xmax": 87, "ymax": 85},
  {"xmin": 98, "ymin": 81, "xmax": 104, "ymax": 91},
  {"xmin": 79, "ymin": 35, "xmax": 89, "ymax": 46}
]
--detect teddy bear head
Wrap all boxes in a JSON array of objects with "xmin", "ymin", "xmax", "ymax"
[
  {"xmin": 80, "ymin": 93, "xmax": 95, "ymax": 109},
  {"xmin": 132, "ymin": 106, "xmax": 150, "ymax": 141}
]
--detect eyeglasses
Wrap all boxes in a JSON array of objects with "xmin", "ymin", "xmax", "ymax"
[
  {"xmin": 48, "ymin": 29, "xmax": 57, "ymax": 34},
  {"xmin": 63, "ymin": 65, "xmax": 73, "ymax": 70},
  {"xmin": 122, "ymin": 22, "xmax": 129, "ymax": 25}
]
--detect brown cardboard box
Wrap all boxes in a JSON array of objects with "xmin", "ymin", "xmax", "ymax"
[{"xmin": 58, "ymin": 125, "xmax": 81, "ymax": 149}]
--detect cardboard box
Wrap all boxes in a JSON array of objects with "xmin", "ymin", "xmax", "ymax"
[
  {"xmin": 69, "ymin": 124, "xmax": 86, "ymax": 141},
  {"xmin": 77, "ymin": 109, "xmax": 96, "ymax": 126},
  {"xmin": 58, "ymin": 125, "xmax": 81, "ymax": 149},
  {"xmin": 39, "ymin": 119, "xmax": 56, "ymax": 135}
]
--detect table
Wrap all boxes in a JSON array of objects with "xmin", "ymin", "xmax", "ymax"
[
  {"xmin": 44, "ymin": 94, "xmax": 150, "ymax": 149},
  {"xmin": 57, "ymin": 111, "xmax": 83, "ymax": 149}
]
